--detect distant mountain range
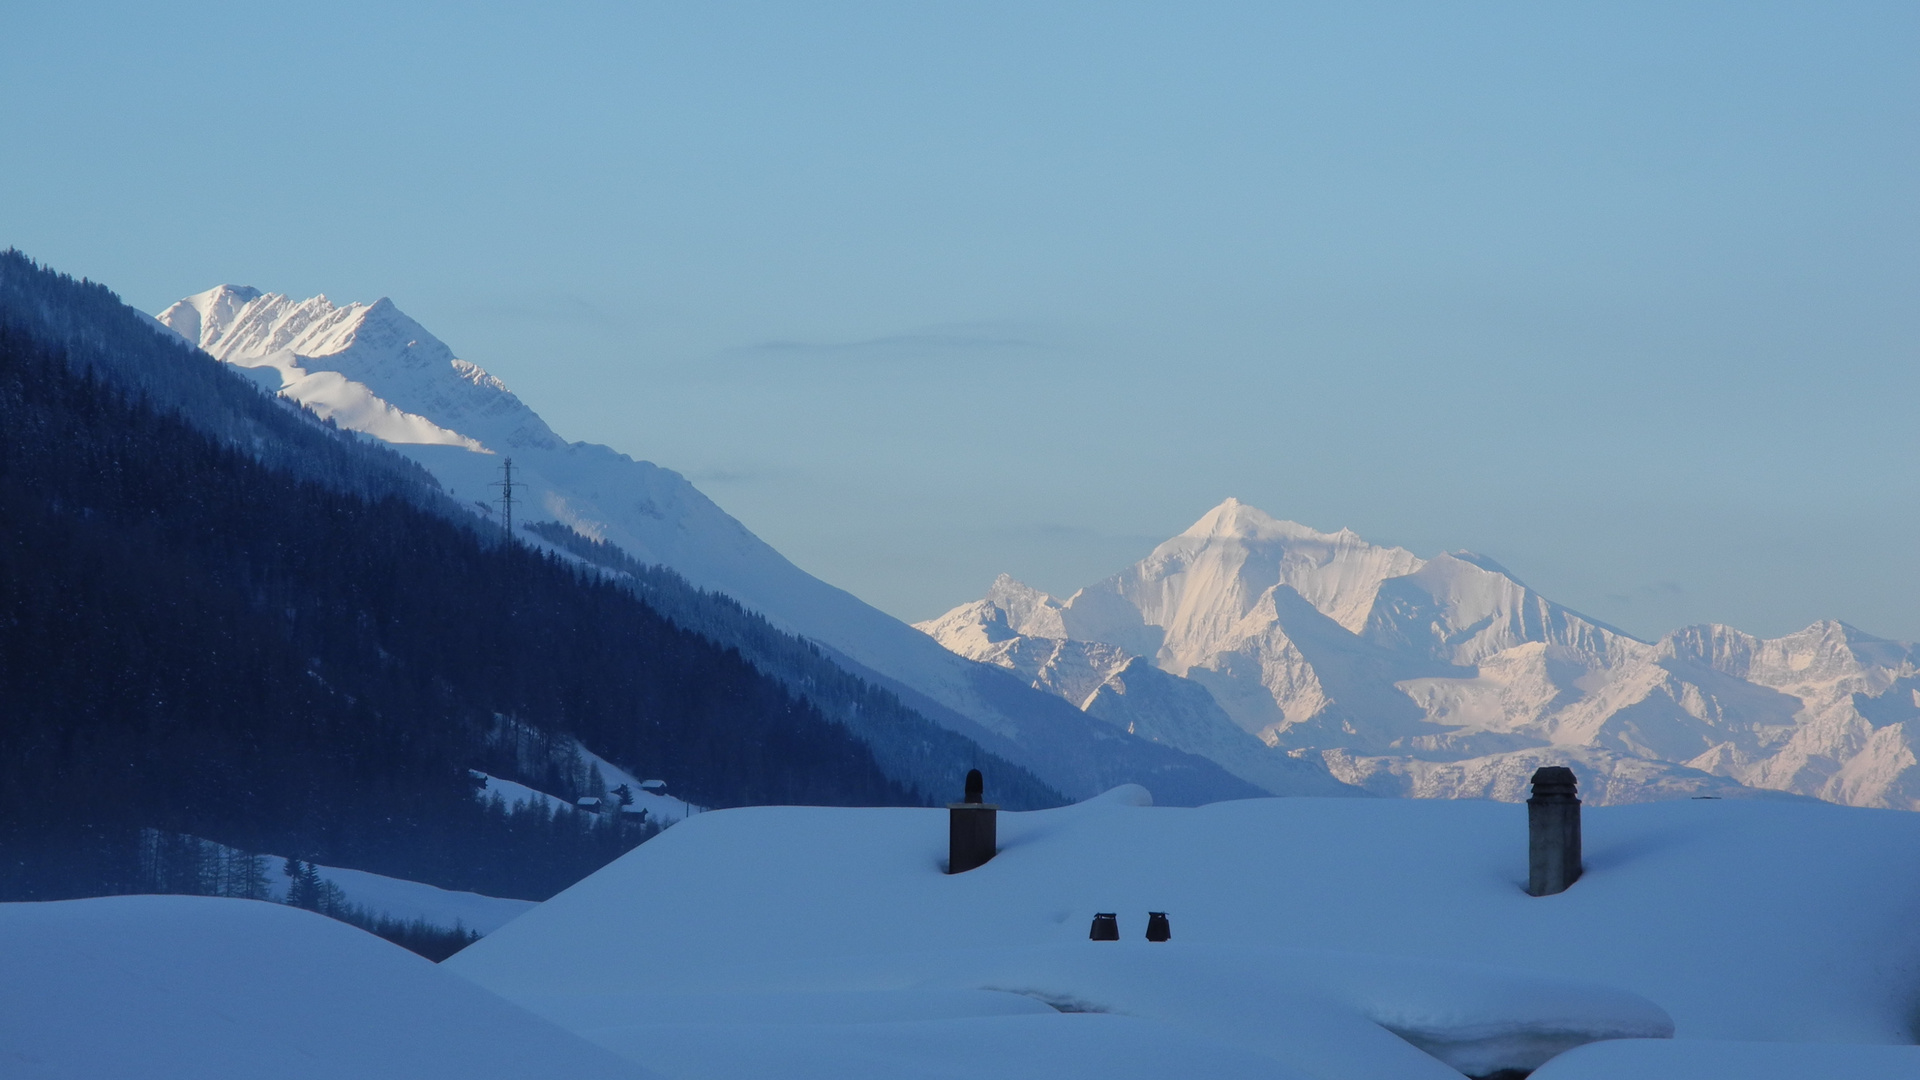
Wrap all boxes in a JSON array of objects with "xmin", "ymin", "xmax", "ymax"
[{"xmin": 919, "ymin": 499, "xmax": 1920, "ymax": 808}]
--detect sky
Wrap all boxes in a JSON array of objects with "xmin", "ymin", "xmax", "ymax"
[{"xmin": 3, "ymin": 1, "xmax": 1915, "ymax": 639}]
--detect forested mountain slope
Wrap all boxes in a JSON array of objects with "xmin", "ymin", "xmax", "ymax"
[
  {"xmin": 0, "ymin": 254, "xmax": 935, "ymax": 902},
  {"xmin": 526, "ymin": 522, "xmax": 1060, "ymax": 809},
  {"xmin": 0, "ymin": 252, "xmax": 1060, "ymax": 817}
]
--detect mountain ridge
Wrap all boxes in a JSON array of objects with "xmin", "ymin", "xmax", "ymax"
[
  {"xmin": 919, "ymin": 500, "xmax": 1919, "ymax": 808},
  {"xmin": 154, "ymin": 284, "xmax": 1283, "ymax": 805}
]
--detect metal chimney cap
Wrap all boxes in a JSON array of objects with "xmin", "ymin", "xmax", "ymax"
[{"xmin": 1529, "ymin": 765, "xmax": 1579, "ymax": 803}]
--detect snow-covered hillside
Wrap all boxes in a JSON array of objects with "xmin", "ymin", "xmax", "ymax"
[
  {"xmin": 921, "ymin": 499, "xmax": 1920, "ymax": 809},
  {"xmin": 447, "ymin": 788, "xmax": 1920, "ymax": 1079},
  {"xmin": 265, "ymin": 853, "xmax": 535, "ymax": 935},
  {"xmin": 154, "ymin": 287, "xmax": 1274, "ymax": 804}
]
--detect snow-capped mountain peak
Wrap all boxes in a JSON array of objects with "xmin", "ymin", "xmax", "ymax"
[
  {"xmin": 981, "ymin": 574, "xmax": 1072, "ymax": 637},
  {"xmin": 1113, "ymin": 499, "xmax": 1425, "ymax": 643},
  {"xmin": 153, "ymin": 287, "xmax": 818, "ymax": 605},
  {"xmin": 1179, "ymin": 497, "xmax": 1363, "ymax": 549},
  {"xmin": 921, "ymin": 499, "xmax": 1920, "ymax": 809},
  {"xmin": 156, "ymin": 287, "xmax": 562, "ymax": 455},
  {"xmin": 155, "ymin": 284, "xmax": 263, "ymax": 350}
]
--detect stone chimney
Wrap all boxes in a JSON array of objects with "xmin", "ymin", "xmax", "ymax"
[
  {"xmin": 947, "ymin": 769, "xmax": 998, "ymax": 874},
  {"xmin": 1527, "ymin": 766, "xmax": 1582, "ymax": 896}
]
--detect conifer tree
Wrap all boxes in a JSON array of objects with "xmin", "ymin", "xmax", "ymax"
[{"xmin": 284, "ymin": 858, "xmax": 313, "ymax": 909}]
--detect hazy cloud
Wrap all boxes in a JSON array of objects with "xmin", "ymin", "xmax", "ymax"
[
  {"xmin": 466, "ymin": 293, "xmax": 630, "ymax": 336},
  {"xmin": 1607, "ymin": 580, "xmax": 1688, "ymax": 605},
  {"xmin": 720, "ymin": 324, "xmax": 1047, "ymax": 364}
]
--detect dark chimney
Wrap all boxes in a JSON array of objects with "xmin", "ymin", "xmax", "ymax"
[
  {"xmin": 1145, "ymin": 912, "xmax": 1171, "ymax": 942},
  {"xmin": 1089, "ymin": 913, "xmax": 1120, "ymax": 940},
  {"xmin": 947, "ymin": 770, "xmax": 998, "ymax": 874},
  {"xmin": 1527, "ymin": 766, "xmax": 1582, "ymax": 896}
]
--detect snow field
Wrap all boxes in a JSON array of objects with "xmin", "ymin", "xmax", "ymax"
[
  {"xmin": 472, "ymin": 769, "xmax": 576, "ymax": 815},
  {"xmin": 474, "ymin": 763, "xmax": 695, "ymax": 825},
  {"xmin": 579, "ymin": 747, "xmax": 700, "ymax": 824}
]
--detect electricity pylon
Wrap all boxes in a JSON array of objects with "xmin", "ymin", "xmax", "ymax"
[{"xmin": 489, "ymin": 457, "xmax": 524, "ymax": 540}]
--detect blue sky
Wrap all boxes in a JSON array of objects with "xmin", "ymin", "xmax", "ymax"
[{"xmin": 4, "ymin": 2, "xmax": 1915, "ymax": 638}]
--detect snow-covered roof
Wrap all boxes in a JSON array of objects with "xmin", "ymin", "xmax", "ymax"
[
  {"xmin": 446, "ymin": 789, "xmax": 1920, "ymax": 1078},
  {"xmin": 0, "ymin": 895, "xmax": 652, "ymax": 1079}
]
